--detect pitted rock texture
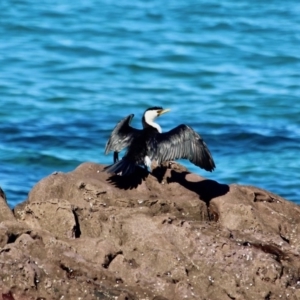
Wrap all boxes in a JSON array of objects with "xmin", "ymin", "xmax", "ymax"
[{"xmin": 0, "ymin": 162, "xmax": 300, "ymax": 300}]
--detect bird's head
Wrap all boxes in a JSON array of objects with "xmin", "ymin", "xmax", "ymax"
[
  {"xmin": 142, "ymin": 107, "xmax": 170, "ymax": 132},
  {"xmin": 144, "ymin": 106, "xmax": 170, "ymax": 121}
]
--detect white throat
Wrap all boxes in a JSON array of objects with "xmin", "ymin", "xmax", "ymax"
[{"xmin": 142, "ymin": 110, "xmax": 162, "ymax": 133}]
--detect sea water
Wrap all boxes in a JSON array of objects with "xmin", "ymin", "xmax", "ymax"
[{"xmin": 1, "ymin": 0, "xmax": 299, "ymax": 207}]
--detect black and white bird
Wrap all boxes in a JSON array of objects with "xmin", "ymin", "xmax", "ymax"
[{"xmin": 104, "ymin": 107, "xmax": 215, "ymax": 176}]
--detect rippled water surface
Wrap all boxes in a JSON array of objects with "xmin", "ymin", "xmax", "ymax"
[{"xmin": 1, "ymin": 0, "xmax": 300, "ymax": 207}]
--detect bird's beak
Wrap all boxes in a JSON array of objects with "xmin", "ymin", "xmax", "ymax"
[{"xmin": 158, "ymin": 108, "xmax": 171, "ymax": 116}]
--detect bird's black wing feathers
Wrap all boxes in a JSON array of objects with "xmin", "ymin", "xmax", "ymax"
[
  {"xmin": 105, "ymin": 114, "xmax": 142, "ymax": 154},
  {"xmin": 154, "ymin": 124, "xmax": 215, "ymax": 172}
]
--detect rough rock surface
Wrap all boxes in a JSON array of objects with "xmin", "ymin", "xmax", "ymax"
[{"xmin": 1, "ymin": 162, "xmax": 300, "ymax": 300}]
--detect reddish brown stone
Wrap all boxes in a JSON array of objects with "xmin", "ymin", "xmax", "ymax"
[{"xmin": 0, "ymin": 162, "xmax": 299, "ymax": 299}]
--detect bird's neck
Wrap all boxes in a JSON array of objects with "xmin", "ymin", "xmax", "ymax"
[{"xmin": 142, "ymin": 118, "xmax": 162, "ymax": 133}]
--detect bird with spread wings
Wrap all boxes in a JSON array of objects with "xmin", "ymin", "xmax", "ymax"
[{"xmin": 104, "ymin": 107, "xmax": 215, "ymax": 176}]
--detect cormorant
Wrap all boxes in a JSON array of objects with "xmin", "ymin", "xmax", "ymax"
[{"xmin": 104, "ymin": 107, "xmax": 215, "ymax": 175}]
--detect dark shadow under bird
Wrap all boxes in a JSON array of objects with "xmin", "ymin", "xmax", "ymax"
[{"xmin": 104, "ymin": 107, "xmax": 215, "ymax": 176}]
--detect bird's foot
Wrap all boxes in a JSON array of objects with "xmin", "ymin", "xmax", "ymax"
[
  {"xmin": 166, "ymin": 161, "xmax": 188, "ymax": 171},
  {"xmin": 168, "ymin": 161, "xmax": 176, "ymax": 167}
]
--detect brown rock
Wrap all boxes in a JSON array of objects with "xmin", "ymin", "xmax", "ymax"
[
  {"xmin": 0, "ymin": 162, "xmax": 299, "ymax": 299},
  {"xmin": 0, "ymin": 187, "xmax": 15, "ymax": 223}
]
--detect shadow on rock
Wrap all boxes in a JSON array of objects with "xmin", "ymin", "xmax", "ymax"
[
  {"xmin": 151, "ymin": 165, "xmax": 169, "ymax": 183},
  {"xmin": 167, "ymin": 170, "xmax": 229, "ymax": 205},
  {"xmin": 106, "ymin": 167, "xmax": 149, "ymax": 189}
]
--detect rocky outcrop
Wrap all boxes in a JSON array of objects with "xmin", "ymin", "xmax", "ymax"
[
  {"xmin": 1, "ymin": 162, "xmax": 300, "ymax": 300},
  {"xmin": 0, "ymin": 187, "xmax": 14, "ymax": 223}
]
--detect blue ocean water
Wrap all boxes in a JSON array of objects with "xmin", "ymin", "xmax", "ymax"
[{"xmin": 0, "ymin": 0, "xmax": 299, "ymax": 207}]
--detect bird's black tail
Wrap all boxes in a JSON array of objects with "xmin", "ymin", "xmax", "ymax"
[{"xmin": 104, "ymin": 158, "xmax": 136, "ymax": 176}]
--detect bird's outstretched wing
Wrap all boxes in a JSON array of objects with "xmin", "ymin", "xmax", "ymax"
[
  {"xmin": 153, "ymin": 124, "xmax": 215, "ymax": 171},
  {"xmin": 105, "ymin": 114, "xmax": 142, "ymax": 155}
]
